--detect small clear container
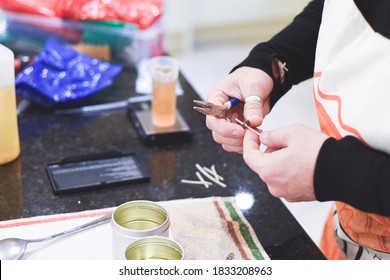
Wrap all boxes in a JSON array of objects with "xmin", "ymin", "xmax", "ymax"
[{"xmin": 0, "ymin": 11, "xmax": 164, "ymax": 68}]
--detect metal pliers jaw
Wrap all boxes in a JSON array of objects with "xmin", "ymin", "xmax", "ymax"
[
  {"xmin": 193, "ymin": 98, "xmax": 240, "ymax": 119},
  {"xmin": 193, "ymin": 98, "xmax": 261, "ymax": 136},
  {"xmin": 193, "ymin": 100, "xmax": 227, "ymax": 119}
]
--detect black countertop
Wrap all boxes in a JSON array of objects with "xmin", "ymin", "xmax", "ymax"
[{"xmin": 0, "ymin": 68, "xmax": 325, "ymax": 260}]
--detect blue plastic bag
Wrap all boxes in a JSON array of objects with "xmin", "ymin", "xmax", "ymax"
[{"xmin": 15, "ymin": 39, "xmax": 122, "ymax": 108}]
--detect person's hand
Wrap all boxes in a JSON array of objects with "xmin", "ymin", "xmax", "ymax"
[
  {"xmin": 243, "ymin": 124, "xmax": 329, "ymax": 202},
  {"xmin": 205, "ymin": 66, "xmax": 273, "ymax": 153}
]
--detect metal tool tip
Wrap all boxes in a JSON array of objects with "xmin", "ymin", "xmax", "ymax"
[{"xmin": 235, "ymin": 118, "xmax": 261, "ymax": 136}]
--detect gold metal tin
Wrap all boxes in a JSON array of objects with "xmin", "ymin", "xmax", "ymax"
[
  {"xmin": 111, "ymin": 200, "xmax": 170, "ymax": 260},
  {"xmin": 125, "ymin": 236, "xmax": 184, "ymax": 260}
]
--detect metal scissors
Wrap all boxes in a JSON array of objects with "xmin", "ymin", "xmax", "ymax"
[{"xmin": 193, "ymin": 98, "xmax": 241, "ymax": 119}]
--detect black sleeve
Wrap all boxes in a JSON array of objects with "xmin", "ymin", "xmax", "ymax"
[
  {"xmin": 314, "ymin": 136, "xmax": 390, "ymax": 216},
  {"xmin": 232, "ymin": 0, "xmax": 324, "ymax": 107}
]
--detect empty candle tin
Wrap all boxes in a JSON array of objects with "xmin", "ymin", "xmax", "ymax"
[
  {"xmin": 125, "ymin": 236, "xmax": 184, "ymax": 260},
  {"xmin": 111, "ymin": 200, "xmax": 170, "ymax": 260}
]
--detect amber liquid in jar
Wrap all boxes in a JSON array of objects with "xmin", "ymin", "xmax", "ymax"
[
  {"xmin": 151, "ymin": 69, "xmax": 177, "ymax": 128},
  {"xmin": 0, "ymin": 84, "xmax": 20, "ymax": 164}
]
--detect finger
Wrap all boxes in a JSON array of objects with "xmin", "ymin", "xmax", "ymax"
[
  {"xmin": 207, "ymin": 89, "xmax": 232, "ymax": 106},
  {"xmin": 222, "ymin": 144, "xmax": 243, "ymax": 154},
  {"xmin": 242, "ymin": 130, "xmax": 263, "ymax": 169},
  {"xmin": 263, "ymin": 146, "xmax": 279, "ymax": 153},
  {"xmin": 243, "ymin": 129, "xmax": 261, "ymax": 150},
  {"xmin": 260, "ymin": 127, "xmax": 292, "ymax": 149},
  {"xmin": 206, "ymin": 116, "xmax": 245, "ymax": 138},
  {"xmin": 243, "ymin": 97, "xmax": 263, "ymax": 127},
  {"xmin": 212, "ymin": 131, "xmax": 243, "ymax": 147}
]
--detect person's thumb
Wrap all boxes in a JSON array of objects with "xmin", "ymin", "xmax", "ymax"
[
  {"xmin": 243, "ymin": 96, "xmax": 263, "ymax": 127},
  {"xmin": 260, "ymin": 127, "xmax": 290, "ymax": 149}
]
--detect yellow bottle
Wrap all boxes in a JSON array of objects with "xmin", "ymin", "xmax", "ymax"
[{"xmin": 0, "ymin": 44, "xmax": 20, "ymax": 165}]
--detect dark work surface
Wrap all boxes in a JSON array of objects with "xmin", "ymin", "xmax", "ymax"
[{"xmin": 0, "ymin": 68, "xmax": 325, "ymax": 260}]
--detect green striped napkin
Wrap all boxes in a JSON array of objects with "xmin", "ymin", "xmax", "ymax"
[{"xmin": 161, "ymin": 196, "xmax": 269, "ymax": 260}]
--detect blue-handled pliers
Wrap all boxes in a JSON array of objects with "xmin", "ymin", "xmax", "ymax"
[{"xmin": 193, "ymin": 98, "xmax": 241, "ymax": 119}]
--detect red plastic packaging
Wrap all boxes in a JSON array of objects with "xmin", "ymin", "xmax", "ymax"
[
  {"xmin": 0, "ymin": 0, "xmax": 163, "ymax": 29},
  {"xmin": 0, "ymin": 0, "xmax": 65, "ymax": 17},
  {"xmin": 62, "ymin": 0, "xmax": 163, "ymax": 29}
]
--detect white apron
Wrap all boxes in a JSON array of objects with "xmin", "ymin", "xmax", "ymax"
[{"xmin": 313, "ymin": 0, "xmax": 390, "ymax": 259}]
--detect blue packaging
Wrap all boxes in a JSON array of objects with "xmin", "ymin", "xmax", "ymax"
[{"xmin": 15, "ymin": 39, "xmax": 122, "ymax": 108}]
